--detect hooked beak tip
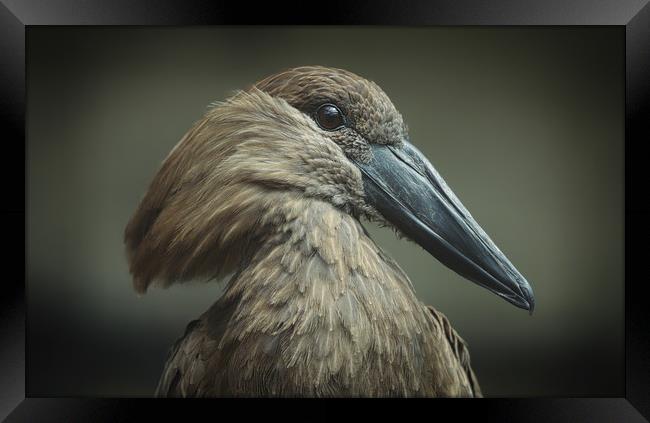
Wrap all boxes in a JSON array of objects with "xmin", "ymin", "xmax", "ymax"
[
  {"xmin": 511, "ymin": 279, "xmax": 535, "ymax": 314},
  {"xmin": 526, "ymin": 289, "xmax": 535, "ymax": 315}
]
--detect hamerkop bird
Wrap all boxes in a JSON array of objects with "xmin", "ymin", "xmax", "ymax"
[{"xmin": 124, "ymin": 65, "xmax": 534, "ymax": 397}]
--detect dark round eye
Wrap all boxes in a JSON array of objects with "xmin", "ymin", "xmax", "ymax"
[{"xmin": 316, "ymin": 104, "xmax": 345, "ymax": 130}]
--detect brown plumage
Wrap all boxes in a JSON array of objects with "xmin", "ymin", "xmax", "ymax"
[{"xmin": 125, "ymin": 65, "xmax": 533, "ymax": 397}]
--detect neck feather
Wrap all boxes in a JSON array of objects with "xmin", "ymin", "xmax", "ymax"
[{"xmin": 209, "ymin": 195, "xmax": 460, "ymax": 396}]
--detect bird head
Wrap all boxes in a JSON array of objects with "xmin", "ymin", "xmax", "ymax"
[{"xmin": 124, "ymin": 65, "xmax": 534, "ymax": 312}]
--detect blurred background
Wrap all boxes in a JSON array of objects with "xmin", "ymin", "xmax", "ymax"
[{"xmin": 27, "ymin": 27, "xmax": 623, "ymax": 397}]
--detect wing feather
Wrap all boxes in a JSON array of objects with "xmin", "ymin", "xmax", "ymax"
[{"xmin": 426, "ymin": 305, "xmax": 482, "ymax": 397}]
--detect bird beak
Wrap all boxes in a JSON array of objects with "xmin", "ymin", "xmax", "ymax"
[{"xmin": 355, "ymin": 140, "xmax": 534, "ymax": 312}]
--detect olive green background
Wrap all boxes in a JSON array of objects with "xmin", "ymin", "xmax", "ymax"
[{"xmin": 27, "ymin": 27, "xmax": 624, "ymax": 396}]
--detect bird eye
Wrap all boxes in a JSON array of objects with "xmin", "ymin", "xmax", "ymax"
[{"xmin": 316, "ymin": 104, "xmax": 345, "ymax": 130}]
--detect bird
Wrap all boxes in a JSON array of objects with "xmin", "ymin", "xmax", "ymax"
[{"xmin": 124, "ymin": 65, "xmax": 534, "ymax": 397}]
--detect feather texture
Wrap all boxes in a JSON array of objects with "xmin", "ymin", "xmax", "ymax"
[{"xmin": 155, "ymin": 199, "xmax": 480, "ymax": 397}]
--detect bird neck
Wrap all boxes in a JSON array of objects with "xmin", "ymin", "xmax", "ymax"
[
  {"xmin": 222, "ymin": 195, "xmax": 424, "ymax": 315},
  {"xmin": 211, "ymin": 195, "xmax": 446, "ymax": 395}
]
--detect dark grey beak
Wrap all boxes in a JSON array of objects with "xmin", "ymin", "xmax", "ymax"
[{"xmin": 355, "ymin": 140, "xmax": 534, "ymax": 312}]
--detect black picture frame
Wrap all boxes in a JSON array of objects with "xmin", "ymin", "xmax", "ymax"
[{"xmin": 2, "ymin": 0, "xmax": 649, "ymax": 420}]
